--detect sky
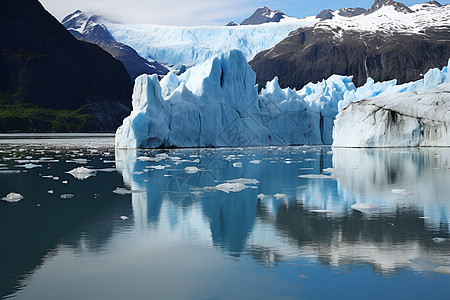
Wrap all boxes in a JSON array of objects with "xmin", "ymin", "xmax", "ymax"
[{"xmin": 39, "ymin": 0, "xmax": 450, "ymax": 26}]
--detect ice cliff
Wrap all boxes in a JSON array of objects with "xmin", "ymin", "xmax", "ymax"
[{"xmin": 116, "ymin": 49, "xmax": 450, "ymax": 149}]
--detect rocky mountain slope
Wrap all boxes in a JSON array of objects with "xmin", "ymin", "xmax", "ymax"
[
  {"xmin": 0, "ymin": 0, "xmax": 133, "ymax": 132},
  {"xmin": 62, "ymin": 11, "xmax": 169, "ymax": 80},
  {"xmin": 250, "ymin": 0, "xmax": 450, "ymax": 90},
  {"xmin": 240, "ymin": 7, "xmax": 292, "ymax": 25}
]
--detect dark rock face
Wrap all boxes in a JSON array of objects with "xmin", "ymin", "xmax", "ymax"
[
  {"xmin": 250, "ymin": 27, "xmax": 450, "ymax": 90},
  {"xmin": 241, "ymin": 7, "xmax": 287, "ymax": 25},
  {"xmin": 0, "ymin": 0, "xmax": 133, "ymax": 132},
  {"xmin": 226, "ymin": 22, "xmax": 239, "ymax": 26},
  {"xmin": 62, "ymin": 11, "xmax": 169, "ymax": 80},
  {"xmin": 316, "ymin": 9, "xmax": 334, "ymax": 21},
  {"xmin": 337, "ymin": 7, "xmax": 367, "ymax": 17}
]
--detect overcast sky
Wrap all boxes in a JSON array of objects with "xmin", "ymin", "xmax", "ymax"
[{"xmin": 39, "ymin": 0, "xmax": 450, "ymax": 26}]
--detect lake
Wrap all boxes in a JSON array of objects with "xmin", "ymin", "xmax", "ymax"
[{"xmin": 0, "ymin": 134, "xmax": 449, "ymax": 299}]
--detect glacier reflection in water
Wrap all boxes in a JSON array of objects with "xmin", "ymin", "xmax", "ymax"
[{"xmin": 115, "ymin": 147, "xmax": 450, "ymax": 273}]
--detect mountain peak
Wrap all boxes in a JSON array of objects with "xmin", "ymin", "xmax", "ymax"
[
  {"xmin": 240, "ymin": 7, "xmax": 289, "ymax": 25},
  {"xmin": 368, "ymin": 0, "xmax": 413, "ymax": 14}
]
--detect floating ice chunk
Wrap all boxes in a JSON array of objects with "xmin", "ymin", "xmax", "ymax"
[
  {"xmin": 432, "ymin": 237, "xmax": 448, "ymax": 243},
  {"xmin": 95, "ymin": 168, "xmax": 116, "ymax": 172},
  {"xmin": 66, "ymin": 167, "xmax": 96, "ymax": 180},
  {"xmin": 120, "ymin": 216, "xmax": 129, "ymax": 221},
  {"xmin": 149, "ymin": 165, "xmax": 167, "ymax": 170},
  {"xmin": 392, "ymin": 189, "xmax": 405, "ymax": 194},
  {"xmin": 215, "ymin": 182, "xmax": 249, "ymax": 193},
  {"xmin": 250, "ymin": 160, "xmax": 261, "ymax": 164},
  {"xmin": 42, "ymin": 175, "xmax": 53, "ymax": 179},
  {"xmin": 48, "ymin": 190, "xmax": 54, "ymax": 194},
  {"xmin": 402, "ymin": 191, "xmax": 415, "ymax": 197},
  {"xmin": 434, "ymin": 266, "xmax": 450, "ymax": 274},
  {"xmin": 310, "ymin": 209, "xmax": 336, "ymax": 213},
  {"xmin": 298, "ymin": 174, "xmax": 334, "ymax": 179},
  {"xmin": 351, "ymin": 202, "xmax": 379, "ymax": 211},
  {"xmin": 233, "ymin": 162, "xmax": 243, "ymax": 168},
  {"xmin": 60, "ymin": 194, "xmax": 74, "ymax": 199},
  {"xmin": 17, "ymin": 163, "xmax": 42, "ymax": 169},
  {"xmin": 0, "ymin": 170, "xmax": 21, "ymax": 174},
  {"xmin": 62, "ymin": 180, "xmax": 68, "ymax": 184},
  {"xmin": 185, "ymin": 166, "xmax": 199, "ymax": 174},
  {"xmin": 2, "ymin": 192, "xmax": 24, "ymax": 202},
  {"xmin": 275, "ymin": 193, "xmax": 288, "ymax": 199},
  {"xmin": 226, "ymin": 178, "xmax": 259, "ymax": 185},
  {"xmin": 257, "ymin": 193, "xmax": 265, "ymax": 199},
  {"xmin": 53, "ymin": 177, "xmax": 60, "ymax": 181},
  {"xmin": 113, "ymin": 187, "xmax": 145, "ymax": 195}
]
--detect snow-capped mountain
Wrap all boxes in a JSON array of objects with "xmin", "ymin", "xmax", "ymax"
[
  {"xmin": 62, "ymin": 10, "xmax": 169, "ymax": 80},
  {"xmin": 316, "ymin": 7, "xmax": 366, "ymax": 21},
  {"xmin": 250, "ymin": 0, "xmax": 450, "ymax": 90},
  {"xmin": 240, "ymin": 7, "xmax": 293, "ymax": 25}
]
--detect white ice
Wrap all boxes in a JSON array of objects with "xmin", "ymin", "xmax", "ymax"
[{"xmin": 2, "ymin": 192, "xmax": 24, "ymax": 203}]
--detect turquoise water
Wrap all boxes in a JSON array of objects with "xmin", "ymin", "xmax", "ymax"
[{"xmin": 0, "ymin": 136, "xmax": 449, "ymax": 299}]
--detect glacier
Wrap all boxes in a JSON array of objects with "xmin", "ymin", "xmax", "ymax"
[
  {"xmin": 105, "ymin": 18, "xmax": 317, "ymax": 67},
  {"xmin": 115, "ymin": 49, "xmax": 450, "ymax": 149}
]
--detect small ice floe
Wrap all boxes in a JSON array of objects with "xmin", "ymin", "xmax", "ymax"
[
  {"xmin": 133, "ymin": 171, "xmax": 144, "ymax": 175},
  {"xmin": 326, "ymin": 151, "xmax": 333, "ymax": 155},
  {"xmin": 233, "ymin": 162, "xmax": 243, "ymax": 168},
  {"xmin": 432, "ymin": 237, "xmax": 448, "ymax": 243},
  {"xmin": 95, "ymin": 168, "xmax": 116, "ymax": 173},
  {"xmin": 2, "ymin": 192, "xmax": 24, "ymax": 203},
  {"xmin": 226, "ymin": 178, "xmax": 259, "ymax": 185},
  {"xmin": 120, "ymin": 216, "xmax": 129, "ymax": 221},
  {"xmin": 53, "ymin": 176, "xmax": 60, "ymax": 181},
  {"xmin": 149, "ymin": 165, "xmax": 167, "ymax": 170},
  {"xmin": 322, "ymin": 168, "xmax": 335, "ymax": 173},
  {"xmin": 72, "ymin": 158, "xmax": 88, "ymax": 164},
  {"xmin": 138, "ymin": 156, "xmax": 162, "ymax": 162},
  {"xmin": 419, "ymin": 216, "xmax": 431, "ymax": 219},
  {"xmin": 257, "ymin": 193, "xmax": 265, "ymax": 199},
  {"xmin": 299, "ymin": 168, "xmax": 314, "ymax": 170},
  {"xmin": 185, "ymin": 166, "xmax": 199, "ymax": 174},
  {"xmin": 215, "ymin": 182, "xmax": 248, "ymax": 193},
  {"xmin": 0, "ymin": 170, "xmax": 21, "ymax": 174},
  {"xmin": 16, "ymin": 163, "xmax": 42, "ymax": 169},
  {"xmin": 284, "ymin": 161, "xmax": 292, "ymax": 164},
  {"xmin": 60, "ymin": 194, "xmax": 74, "ymax": 199},
  {"xmin": 275, "ymin": 193, "xmax": 288, "ymax": 199},
  {"xmin": 62, "ymin": 180, "xmax": 68, "ymax": 184},
  {"xmin": 103, "ymin": 160, "xmax": 115, "ymax": 164},
  {"xmin": 113, "ymin": 187, "xmax": 145, "ymax": 195},
  {"xmin": 41, "ymin": 175, "xmax": 53, "ymax": 179},
  {"xmin": 16, "ymin": 160, "xmax": 30, "ymax": 164},
  {"xmin": 351, "ymin": 202, "xmax": 379, "ymax": 212},
  {"xmin": 66, "ymin": 167, "xmax": 96, "ymax": 180},
  {"xmin": 48, "ymin": 190, "xmax": 54, "ymax": 194},
  {"xmin": 304, "ymin": 158, "xmax": 316, "ymax": 161},
  {"xmin": 434, "ymin": 266, "xmax": 450, "ymax": 274},
  {"xmin": 391, "ymin": 189, "xmax": 405, "ymax": 194},
  {"xmin": 249, "ymin": 160, "xmax": 261, "ymax": 165},
  {"xmin": 298, "ymin": 174, "xmax": 334, "ymax": 179},
  {"xmin": 310, "ymin": 209, "xmax": 336, "ymax": 213},
  {"xmin": 297, "ymin": 185, "xmax": 307, "ymax": 189}
]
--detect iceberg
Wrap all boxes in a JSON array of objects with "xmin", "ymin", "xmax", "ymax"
[
  {"xmin": 116, "ymin": 49, "xmax": 450, "ymax": 149},
  {"xmin": 333, "ymin": 82, "xmax": 450, "ymax": 147},
  {"xmin": 2, "ymin": 192, "xmax": 24, "ymax": 203}
]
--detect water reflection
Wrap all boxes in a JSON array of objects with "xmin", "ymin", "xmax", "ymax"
[{"xmin": 116, "ymin": 147, "xmax": 450, "ymax": 273}]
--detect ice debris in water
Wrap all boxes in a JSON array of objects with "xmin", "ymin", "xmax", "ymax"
[
  {"xmin": 120, "ymin": 216, "xmax": 129, "ymax": 221},
  {"xmin": 226, "ymin": 178, "xmax": 259, "ymax": 185},
  {"xmin": 249, "ymin": 160, "xmax": 261, "ymax": 164},
  {"xmin": 60, "ymin": 194, "xmax": 75, "ymax": 199},
  {"xmin": 392, "ymin": 189, "xmax": 405, "ymax": 194},
  {"xmin": 298, "ymin": 174, "xmax": 334, "ymax": 179},
  {"xmin": 351, "ymin": 202, "xmax": 379, "ymax": 212},
  {"xmin": 2, "ymin": 192, "xmax": 24, "ymax": 202},
  {"xmin": 48, "ymin": 190, "xmax": 54, "ymax": 194},
  {"xmin": 113, "ymin": 187, "xmax": 145, "ymax": 195},
  {"xmin": 233, "ymin": 162, "xmax": 243, "ymax": 168},
  {"xmin": 66, "ymin": 167, "xmax": 96, "ymax": 180},
  {"xmin": 17, "ymin": 163, "xmax": 42, "ymax": 169},
  {"xmin": 184, "ymin": 166, "xmax": 199, "ymax": 174},
  {"xmin": 275, "ymin": 193, "xmax": 288, "ymax": 199},
  {"xmin": 432, "ymin": 237, "xmax": 448, "ymax": 243},
  {"xmin": 215, "ymin": 182, "xmax": 248, "ymax": 193}
]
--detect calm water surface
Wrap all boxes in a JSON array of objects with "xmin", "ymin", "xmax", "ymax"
[{"xmin": 0, "ymin": 134, "xmax": 449, "ymax": 299}]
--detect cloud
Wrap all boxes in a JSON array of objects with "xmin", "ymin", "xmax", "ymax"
[{"xmin": 40, "ymin": 0, "xmax": 271, "ymax": 26}]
